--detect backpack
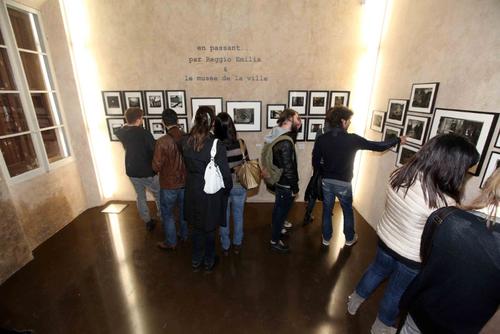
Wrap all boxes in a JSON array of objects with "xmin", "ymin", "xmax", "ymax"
[{"xmin": 260, "ymin": 135, "xmax": 295, "ymax": 186}]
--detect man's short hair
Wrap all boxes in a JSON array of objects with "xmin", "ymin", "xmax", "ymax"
[
  {"xmin": 277, "ymin": 108, "xmax": 298, "ymax": 126},
  {"xmin": 326, "ymin": 106, "xmax": 353, "ymax": 127},
  {"xmin": 125, "ymin": 107, "xmax": 143, "ymax": 124},
  {"xmin": 162, "ymin": 108, "xmax": 178, "ymax": 126}
]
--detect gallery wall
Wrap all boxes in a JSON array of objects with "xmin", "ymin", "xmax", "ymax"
[{"xmin": 355, "ymin": 0, "xmax": 500, "ymax": 227}]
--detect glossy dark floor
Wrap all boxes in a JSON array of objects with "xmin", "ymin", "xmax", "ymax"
[{"xmin": 0, "ymin": 202, "xmax": 388, "ymax": 334}]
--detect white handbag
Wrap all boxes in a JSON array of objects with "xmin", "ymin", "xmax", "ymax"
[{"xmin": 203, "ymin": 138, "xmax": 225, "ymax": 194}]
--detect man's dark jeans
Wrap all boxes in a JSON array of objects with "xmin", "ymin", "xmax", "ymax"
[{"xmin": 271, "ymin": 186, "xmax": 295, "ymax": 242}]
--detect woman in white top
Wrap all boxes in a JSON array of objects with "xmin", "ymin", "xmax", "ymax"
[{"xmin": 347, "ymin": 134, "xmax": 479, "ymax": 334}]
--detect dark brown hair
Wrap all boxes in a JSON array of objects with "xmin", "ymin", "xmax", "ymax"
[
  {"xmin": 326, "ymin": 106, "xmax": 353, "ymax": 127},
  {"xmin": 214, "ymin": 112, "xmax": 237, "ymax": 145},
  {"xmin": 277, "ymin": 108, "xmax": 298, "ymax": 126},
  {"xmin": 125, "ymin": 107, "xmax": 143, "ymax": 124},
  {"xmin": 188, "ymin": 106, "xmax": 215, "ymax": 152},
  {"xmin": 390, "ymin": 134, "xmax": 479, "ymax": 208}
]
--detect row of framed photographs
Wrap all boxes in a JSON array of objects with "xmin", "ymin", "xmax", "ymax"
[
  {"xmin": 103, "ymin": 90, "xmax": 187, "ymax": 116},
  {"xmin": 106, "ymin": 117, "xmax": 189, "ymax": 142},
  {"xmin": 287, "ymin": 90, "xmax": 350, "ymax": 115}
]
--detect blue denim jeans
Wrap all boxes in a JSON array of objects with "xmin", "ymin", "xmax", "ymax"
[
  {"xmin": 129, "ymin": 175, "xmax": 160, "ymax": 223},
  {"xmin": 220, "ymin": 184, "xmax": 247, "ymax": 250},
  {"xmin": 160, "ymin": 188, "xmax": 187, "ymax": 246},
  {"xmin": 192, "ymin": 228, "xmax": 216, "ymax": 267},
  {"xmin": 321, "ymin": 179, "xmax": 355, "ymax": 241},
  {"xmin": 271, "ymin": 186, "xmax": 295, "ymax": 242},
  {"xmin": 355, "ymin": 246, "xmax": 420, "ymax": 326}
]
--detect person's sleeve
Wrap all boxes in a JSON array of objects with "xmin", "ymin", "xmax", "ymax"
[
  {"xmin": 354, "ymin": 134, "xmax": 400, "ymax": 152},
  {"xmin": 152, "ymin": 140, "xmax": 164, "ymax": 173},
  {"xmin": 146, "ymin": 132, "xmax": 156, "ymax": 153},
  {"xmin": 216, "ymin": 141, "xmax": 233, "ymax": 192},
  {"xmin": 312, "ymin": 138, "xmax": 322, "ymax": 170},
  {"xmin": 278, "ymin": 141, "xmax": 299, "ymax": 193}
]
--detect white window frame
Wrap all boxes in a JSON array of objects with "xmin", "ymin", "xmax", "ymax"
[{"xmin": 0, "ymin": 0, "xmax": 73, "ymax": 184}]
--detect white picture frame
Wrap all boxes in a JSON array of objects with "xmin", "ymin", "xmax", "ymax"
[
  {"xmin": 308, "ymin": 91, "xmax": 329, "ymax": 115},
  {"xmin": 408, "ymin": 82, "xmax": 439, "ymax": 114},
  {"xmin": 106, "ymin": 118, "xmax": 125, "ymax": 141},
  {"xmin": 330, "ymin": 90, "xmax": 350, "ymax": 107},
  {"xmin": 288, "ymin": 90, "xmax": 308, "ymax": 115},
  {"xmin": 102, "ymin": 91, "xmax": 123, "ymax": 116},
  {"xmin": 370, "ymin": 110, "xmax": 385, "ymax": 132},
  {"xmin": 178, "ymin": 118, "xmax": 189, "ymax": 133},
  {"xmin": 147, "ymin": 118, "xmax": 166, "ymax": 139},
  {"xmin": 267, "ymin": 104, "xmax": 286, "ymax": 128},
  {"xmin": 306, "ymin": 118, "xmax": 325, "ymax": 141},
  {"xmin": 144, "ymin": 91, "xmax": 165, "ymax": 115},
  {"xmin": 123, "ymin": 91, "xmax": 144, "ymax": 110}
]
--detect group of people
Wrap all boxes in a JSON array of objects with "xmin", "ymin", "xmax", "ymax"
[{"xmin": 115, "ymin": 105, "xmax": 499, "ymax": 333}]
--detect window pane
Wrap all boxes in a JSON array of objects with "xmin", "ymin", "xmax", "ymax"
[
  {"xmin": 7, "ymin": 8, "xmax": 37, "ymax": 51},
  {"xmin": 0, "ymin": 94, "xmax": 29, "ymax": 135},
  {"xmin": 31, "ymin": 93, "xmax": 55, "ymax": 128},
  {"xmin": 41, "ymin": 128, "xmax": 68, "ymax": 163},
  {"xmin": 20, "ymin": 51, "xmax": 45, "ymax": 90},
  {"xmin": 0, "ymin": 49, "xmax": 17, "ymax": 90},
  {"xmin": 0, "ymin": 134, "xmax": 39, "ymax": 177}
]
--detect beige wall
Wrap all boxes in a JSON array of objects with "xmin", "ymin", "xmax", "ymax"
[{"xmin": 355, "ymin": 0, "xmax": 500, "ymax": 227}]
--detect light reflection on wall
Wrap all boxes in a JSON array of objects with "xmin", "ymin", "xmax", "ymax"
[
  {"xmin": 59, "ymin": 0, "xmax": 117, "ymax": 199},
  {"xmin": 106, "ymin": 214, "xmax": 145, "ymax": 334}
]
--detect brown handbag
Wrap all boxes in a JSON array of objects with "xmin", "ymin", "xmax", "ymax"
[{"xmin": 235, "ymin": 139, "xmax": 262, "ymax": 190}]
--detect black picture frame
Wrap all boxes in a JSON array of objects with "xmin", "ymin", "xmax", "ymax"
[
  {"xmin": 403, "ymin": 114, "xmax": 430, "ymax": 146},
  {"xmin": 166, "ymin": 90, "xmax": 187, "ymax": 115},
  {"xmin": 123, "ymin": 91, "xmax": 144, "ymax": 110},
  {"xmin": 102, "ymin": 91, "xmax": 124, "ymax": 116},
  {"xmin": 226, "ymin": 101, "xmax": 262, "ymax": 132},
  {"xmin": 306, "ymin": 118, "xmax": 325, "ymax": 141},
  {"xmin": 383, "ymin": 125, "xmax": 402, "ymax": 152},
  {"xmin": 370, "ymin": 110, "xmax": 385, "ymax": 132},
  {"xmin": 330, "ymin": 90, "xmax": 350, "ymax": 107},
  {"xmin": 428, "ymin": 108, "xmax": 498, "ymax": 176},
  {"xmin": 495, "ymin": 132, "xmax": 500, "ymax": 149},
  {"xmin": 106, "ymin": 118, "xmax": 125, "ymax": 141},
  {"xmin": 308, "ymin": 90, "xmax": 329, "ymax": 115},
  {"xmin": 408, "ymin": 82, "xmax": 439, "ymax": 114},
  {"xmin": 144, "ymin": 90, "xmax": 165, "ymax": 115},
  {"xmin": 386, "ymin": 99, "xmax": 408, "ymax": 126},
  {"xmin": 267, "ymin": 104, "xmax": 286, "ymax": 129},
  {"xmin": 288, "ymin": 90, "xmax": 308, "ymax": 115},
  {"xmin": 480, "ymin": 151, "xmax": 500, "ymax": 188},
  {"xmin": 396, "ymin": 144, "xmax": 420, "ymax": 167},
  {"xmin": 296, "ymin": 118, "xmax": 306, "ymax": 142},
  {"xmin": 178, "ymin": 118, "xmax": 189, "ymax": 133},
  {"xmin": 146, "ymin": 117, "xmax": 166, "ymax": 139},
  {"xmin": 190, "ymin": 97, "xmax": 223, "ymax": 120}
]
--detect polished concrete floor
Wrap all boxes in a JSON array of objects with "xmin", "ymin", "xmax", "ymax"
[{"xmin": 0, "ymin": 201, "xmax": 389, "ymax": 334}]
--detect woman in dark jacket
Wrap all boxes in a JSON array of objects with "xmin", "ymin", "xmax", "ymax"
[{"xmin": 181, "ymin": 106, "xmax": 232, "ymax": 272}]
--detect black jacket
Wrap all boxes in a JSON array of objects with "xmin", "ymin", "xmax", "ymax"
[
  {"xmin": 115, "ymin": 125, "xmax": 156, "ymax": 178},
  {"xmin": 272, "ymin": 132, "xmax": 299, "ymax": 193}
]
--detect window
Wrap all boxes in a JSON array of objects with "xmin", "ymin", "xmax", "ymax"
[{"xmin": 0, "ymin": 1, "xmax": 70, "ymax": 181}]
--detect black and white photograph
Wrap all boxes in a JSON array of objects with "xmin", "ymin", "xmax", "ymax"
[
  {"xmin": 144, "ymin": 91, "xmax": 164, "ymax": 115},
  {"xmin": 408, "ymin": 82, "xmax": 439, "ymax": 114},
  {"xmin": 146, "ymin": 118, "xmax": 166, "ymax": 139},
  {"xmin": 429, "ymin": 108, "xmax": 498, "ymax": 176},
  {"xmin": 330, "ymin": 91, "xmax": 350, "ymax": 107},
  {"xmin": 178, "ymin": 118, "xmax": 189, "ymax": 133},
  {"xmin": 288, "ymin": 91, "xmax": 308, "ymax": 115},
  {"xmin": 226, "ymin": 101, "xmax": 261, "ymax": 132},
  {"xmin": 307, "ymin": 118, "xmax": 325, "ymax": 141},
  {"xmin": 309, "ymin": 91, "xmax": 329, "ymax": 115},
  {"xmin": 191, "ymin": 97, "xmax": 223, "ymax": 122},
  {"xmin": 403, "ymin": 115, "xmax": 429, "ymax": 146},
  {"xmin": 266, "ymin": 104, "xmax": 286, "ymax": 128},
  {"xmin": 123, "ymin": 91, "xmax": 144, "ymax": 110},
  {"xmin": 386, "ymin": 99, "xmax": 408, "ymax": 126},
  {"xmin": 166, "ymin": 90, "xmax": 187, "ymax": 115},
  {"xmin": 396, "ymin": 144, "xmax": 419, "ymax": 167},
  {"xmin": 481, "ymin": 152, "xmax": 500, "ymax": 188},
  {"xmin": 370, "ymin": 110, "xmax": 385, "ymax": 132},
  {"xmin": 383, "ymin": 125, "xmax": 402, "ymax": 152},
  {"xmin": 106, "ymin": 118, "xmax": 125, "ymax": 141},
  {"xmin": 296, "ymin": 118, "xmax": 305, "ymax": 141},
  {"xmin": 102, "ymin": 91, "xmax": 123, "ymax": 116}
]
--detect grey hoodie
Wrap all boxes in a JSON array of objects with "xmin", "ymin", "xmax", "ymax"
[{"xmin": 264, "ymin": 126, "xmax": 290, "ymax": 143}]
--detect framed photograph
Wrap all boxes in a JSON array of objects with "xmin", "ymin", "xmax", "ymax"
[
  {"xmin": 267, "ymin": 104, "xmax": 286, "ymax": 128},
  {"xmin": 107, "ymin": 118, "xmax": 125, "ymax": 141},
  {"xmin": 166, "ymin": 90, "xmax": 187, "ymax": 115},
  {"xmin": 178, "ymin": 118, "xmax": 189, "ymax": 133},
  {"xmin": 404, "ymin": 115, "xmax": 429, "ymax": 146},
  {"xmin": 370, "ymin": 110, "xmax": 385, "ymax": 132},
  {"xmin": 226, "ymin": 101, "xmax": 262, "ymax": 132},
  {"xmin": 288, "ymin": 90, "xmax": 308, "ymax": 115},
  {"xmin": 396, "ymin": 144, "xmax": 419, "ymax": 167},
  {"xmin": 123, "ymin": 91, "xmax": 144, "ymax": 110},
  {"xmin": 309, "ymin": 91, "xmax": 329, "ymax": 115},
  {"xmin": 429, "ymin": 108, "xmax": 498, "ymax": 176},
  {"xmin": 102, "ymin": 91, "xmax": 123, "ymax": 116},
  {"xmin": 191, "ymin": 97, "xmax": 223, "ymax": 119},
  {"xmin": 330, "ymin": 91, "xmax": 350, "ymax": 107},
  {"xmin": 306, "ymin": 118, "xmax": 325, "ymax": 141},
  {"xmin": 146, "ymin": 118, "xmax": 166, "ymax": 139},
  {"xmin": 386, "ymin": 99, "xmax": 408, "ymax": 126},
  {"xmin": 383, "ymin": 125, "xmax": 402, "ymax": 152},
  {"xmin": 409, "ymin": 82, "xmax": 439, "ymax": 114},
  {"xmin": 296, "ymin": 118, "xmax": 305, "ymax": 141},
  {"xmin": 481, "ymin": 152, "xmax": 500, "ymax": 188},
  {"xmin": 144, "ymin": 91, "xmax": 165, "ymax": 115}
]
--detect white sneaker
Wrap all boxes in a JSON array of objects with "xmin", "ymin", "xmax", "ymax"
[
  {"xmin": 281, "ymin": 228, "xmax": 288, "ymax": 235},
  {"xmin": 283, "ymin": 220, "xmax": 293, "ymax": 229},
  {"xmin": 345, "ymin": 234, "xmax": 358, "ymax": 247},
  {"xmin": 347, "ymin": 291, "xmax": 365, "ymax": 315},
  {"xmin": 322, "ymin": 237, "xmax": 330, "ymax": 246},
  {"xmin": 371, "ymin": 317, "xmax": 397, "ymax": 334}
]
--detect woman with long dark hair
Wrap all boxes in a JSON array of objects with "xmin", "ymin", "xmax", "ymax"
[
  {"xmin": 181, "ymin": 107, "xmax": 232, "ymax": 272},
  {"xmin": 347, "ymin": 134, "xmax": 479, "ymax": 334},
  {"xmin": 214, "ymin": 113, "xmax": 250, "ymax": 256}
]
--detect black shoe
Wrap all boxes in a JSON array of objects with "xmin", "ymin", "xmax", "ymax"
[
  {"xmin": 302, "ymin": 217, "xmax": 313, "ymax": 226},
  {"xmin": 146, "ymin": 219, "xmax": 156, "ymax": 232},
  {"xmin": 270, "ymin": 240, "xmax": 290, "ymax": 253},
  {"xmin": 204, "ymin": 256, "xmax": 219, "ymax": 273},
  {"xmin": 233, "ymin": 245, "xmax": 241, "ymax": 255},
  {"xmin": 192, "ymin": 262, "xmax": 202, "ymax": 272},
  {"xmin": 222, "ymin": 248, "xmax": 230, "ymax": 257}
]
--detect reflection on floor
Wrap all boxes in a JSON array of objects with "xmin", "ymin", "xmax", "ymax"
[{"xmin": 0, "ymin": 201, "xmax": 388, "ymax": 333}]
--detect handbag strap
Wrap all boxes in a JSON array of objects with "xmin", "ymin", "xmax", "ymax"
[
  {"xmin": 420, "ymin": 206, "xmax": 459, "ymax": 264},
  {"xmin": 210, "ymin": 138, "xmax": 218, "ymax": 161}
]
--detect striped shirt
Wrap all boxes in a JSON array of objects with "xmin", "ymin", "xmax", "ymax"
[{"xmin": 224, "ymin": 139, "xmax": 250, "ymax": 182}]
